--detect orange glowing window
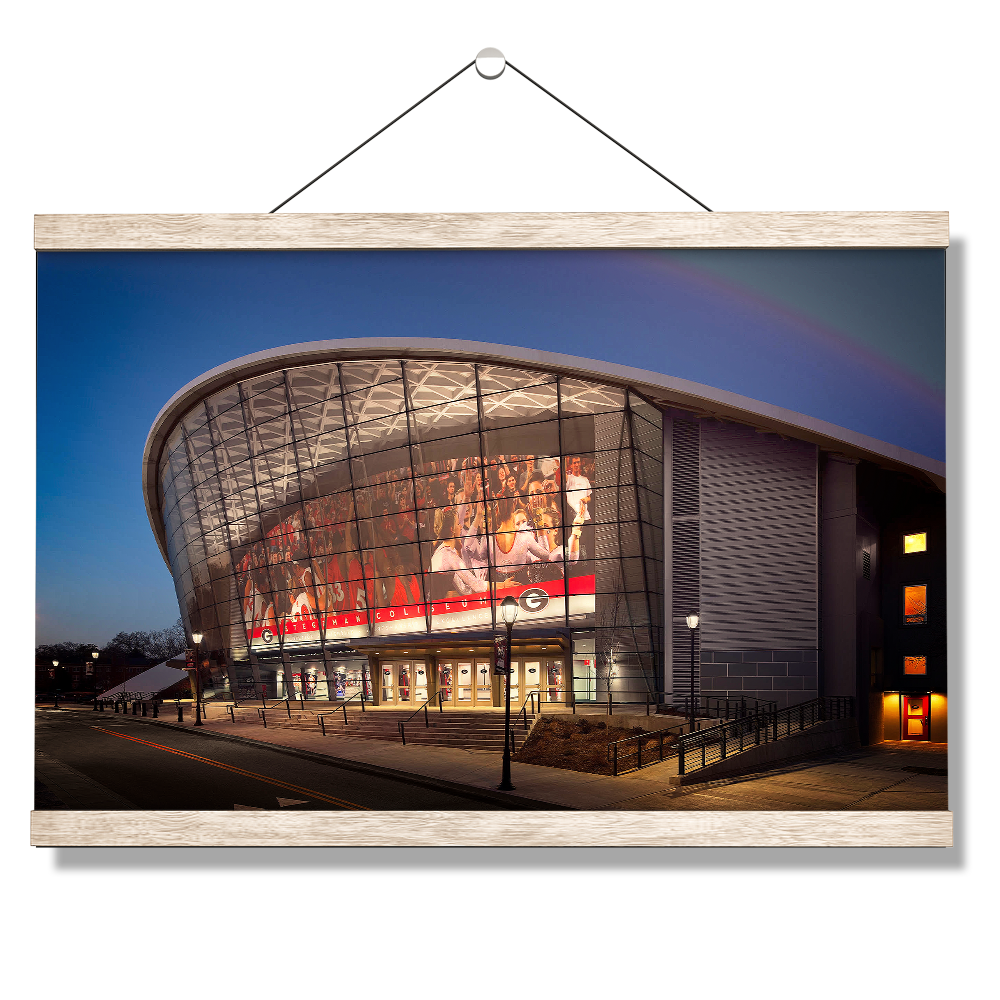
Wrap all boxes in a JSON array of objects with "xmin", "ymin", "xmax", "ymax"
[
  {"xmin": 904, "ymin": 656, "xmax": 927, "ymax": 675},
  {"xmin": 904, "ymin": 532, "xmax": 927, "ymax": 554},
  {"xmin": 904, "ymin": 585, "xmax": 928, "ymax": 625}
]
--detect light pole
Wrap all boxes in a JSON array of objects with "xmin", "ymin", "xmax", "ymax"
[
  {"xmin": 498, "ymin": 596, "xmax": 518, "ymax": 791},
  {"xmin": 192, "ymin": 632, "xmax": 204, "ymax": 726},
  {"xmin": 686, "ymin": 614, "xmax": 699, "ymax": 728},
  {"xmin": 51, "ymin": 661, "xmax": 59, "ymax": 708},
  {"xmin": 91, "ymin": 649, "xmax": 99, "ymax": 709}
]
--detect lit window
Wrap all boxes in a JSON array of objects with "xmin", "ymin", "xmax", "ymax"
[
  {"xmin": 904, "ymin": 656, "xmax": 927, "ymax": 675},
  {"xmin": 904, "ymin": 532, "xmax": 927, "ymax": 554},
  {"xmin": 904, "ymin": 585, "xmax": 928, "ymax": 625}
]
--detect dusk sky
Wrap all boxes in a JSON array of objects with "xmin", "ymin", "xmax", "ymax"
[{"xmin": 36, "ymin": 248, "xmax": 944, "ymax": 645}]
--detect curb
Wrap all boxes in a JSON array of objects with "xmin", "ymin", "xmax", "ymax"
[{"xmin": 124, "ymin": 715, "xmax": 570, "ymax": 811}]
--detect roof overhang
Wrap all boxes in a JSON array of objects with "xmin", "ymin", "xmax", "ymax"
[{"xmin": 142, "ymin": 337, "xmax": 946, "ymax": 567}]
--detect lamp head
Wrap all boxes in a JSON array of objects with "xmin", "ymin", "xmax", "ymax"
[
  {"xmin": 500, "ymin": 596, "xmax": 518, "ymax": 626},
  {"xmin": 91, "ymin": 650, "xmax": 99, "ymax": 660},
  {"xmin": 192, "ymin": 632, "xmax": 204, "ymax": 645},
  {"xmin": 52, "ymin": 660, "xmax": 59, "ymax": 668},
  {"xmin": 685, "ymin": 614, "xmax": 700, "ymax": 630}
]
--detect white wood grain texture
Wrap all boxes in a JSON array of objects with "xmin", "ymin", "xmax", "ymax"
[
  {"xmin": 30, "ymin": 810, "xmax": 952, "ymax": 847},
  {"xmin": 33, "ymin": 212, "xmax": 949, "ymax": 250}
]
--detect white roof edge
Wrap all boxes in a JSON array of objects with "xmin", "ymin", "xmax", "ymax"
[{"xmin": 142, "ymin": 337, "xmax": 945, "ymax": 564}]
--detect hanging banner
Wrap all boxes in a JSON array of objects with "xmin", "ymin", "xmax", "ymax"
[{"xmin": 494, "ymin": 633, "xmax": 508, "ymax": 676}]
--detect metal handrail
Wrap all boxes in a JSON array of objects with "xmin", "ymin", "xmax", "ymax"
[
  {"xmin": 508, "ymin": 691, "xmax": 540, "ymax": 754},
  {"xmin": 398, "ymin": 690, "xmax": 446, "ymax": 745},
  {"xmin": 606, "ymin": 717, "xmax": 698, "ymax": 775},
  {"xmin": 607, "ymin": 696, "xmax": 855, "ymax": 776},
  {"xmin": 674, "ymin": 696, "xmax": 855, "ymax": 777},
  {"xmin": 316, "ymin": 689, "xmax": 368, "ymax": 735},
  {"xmin": 669, "ymin": 694, "xmax": 778, "ymax": 720}
]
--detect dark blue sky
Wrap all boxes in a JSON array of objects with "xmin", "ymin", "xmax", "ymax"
[{"xmin": 36, "ymin": 248, "xmax": 944, "ymax": 644}]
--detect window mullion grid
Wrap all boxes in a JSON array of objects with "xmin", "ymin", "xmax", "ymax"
[
  {"xmin": 400, "ymin": 362, "xmax": 432, "ymax": 636},
  {"xmin": 203, "ymin": 398, "xmax": 245, "ymax": 666},
  {"xmin": 625, "ymin": 395, "xmax": 658, "ymax": 703},
  {"xmin": 474, "ymin": 364, "xmax": 496, "ymax": 636},
  {"xmin": 280, "ymin": 369, "xmax": 320, "ymax": 656},
  {"xmin": 556, "ymin": 377, "xmax": 570, "ymax": 634},
  {"xmin": 237, "ymin": 381, "xmax": 276, "ymax": 652},
  {"xmin": 337, "ymin": 363, "xmax": 373, "ymax": 640}
]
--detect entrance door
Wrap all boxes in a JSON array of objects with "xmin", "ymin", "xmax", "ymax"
[
  {"xmin": 437, "ymin": 662, "xmax": 454, "ymax": 703},
  {"xmin": 521, "ymin": 660, "xmax": 541, "ymax": 707},
  {"xmin": 475, "ymin": 661, "xmax": 492, "ymax": 705},
  {"xmin": 444, "ymin": 660, "xmax": 493, "ymax": 705},
  {"xmin": 904, "ymin": 695, "xmax": 930, "ymax": 740},
  {"xmin": 380, "ymin": 661, "xmax": 429, "ymax": 705},
  {"xmin": 455, "ymin": 661, "xmax": 474, "ymax": 703},
  {"xmin": 413, "ymin": 662, "xmax": 429, "ymax": 702}
]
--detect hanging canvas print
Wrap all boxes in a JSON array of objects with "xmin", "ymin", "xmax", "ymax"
[{"xmin": 32, "ymin": 212, "xmax": 950, "ymax": 846}]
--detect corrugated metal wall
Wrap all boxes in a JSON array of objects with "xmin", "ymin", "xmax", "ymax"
[
  {"xmin": 670, "ymin": 418, "xmax": 701, "ymax": 699},
  {"xmin": 699, "ymin": 421, "xmax": 818, "ymax": 649}
]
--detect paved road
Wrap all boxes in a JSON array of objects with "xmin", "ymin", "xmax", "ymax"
[{"xmin": 34, "ymin": 709, "xmax": 512, "ymax": 811}]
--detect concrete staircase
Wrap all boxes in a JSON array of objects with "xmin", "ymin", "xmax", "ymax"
[{"xmin": 223, "ymin": 703, "xmax": 542, "ymax": 752}]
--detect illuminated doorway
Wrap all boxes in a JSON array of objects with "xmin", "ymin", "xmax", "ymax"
[{"xmin": 903, "ymin": 695, "xmax": 930, "ymax": 740}]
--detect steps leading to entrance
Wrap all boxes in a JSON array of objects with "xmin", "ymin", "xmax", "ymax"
[{"xmin": 226, "ymin": 705, "xmax": 542, "ymax": 751}]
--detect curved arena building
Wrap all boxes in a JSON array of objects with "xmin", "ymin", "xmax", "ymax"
[{"xmin": 142, "ymin": 339, "xmax": 947, "ymax": 744}]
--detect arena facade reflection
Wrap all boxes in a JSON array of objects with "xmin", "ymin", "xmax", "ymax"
[{"xmin": 143, "ymin": 340, "xmax": 946, "ymax": 735}]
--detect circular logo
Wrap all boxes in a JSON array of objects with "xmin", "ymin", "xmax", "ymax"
[
  {"xmin": 518, "ymin": 588, "xmax": 549, "ymax": 613},
  {"xmin": 260, "ymin": 628, "xmax": 274, "ymax": 644}
]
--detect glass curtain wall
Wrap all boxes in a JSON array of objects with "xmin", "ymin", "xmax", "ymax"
[{"xmin": 156, "ymin": 360, "xmax": 663, "ymax": 701}]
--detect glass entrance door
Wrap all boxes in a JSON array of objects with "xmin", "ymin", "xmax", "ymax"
[
  {"xmin": 397, "ymin": 662, "xmax": 411, "ymax": 703},
  {"xmin": 442, "ymin": 660, "xmax": 494, "ymax": 706},
  {"xmin": 414, "ymin": 662, "xmax": 429, "ymax": 702},
  {"xmin": 455, "ymin": 661, "xmax": 474, "ymax": 702},
  {"xmin": 475, "ymin": 661, "xmax": 492, "ymax": 705},
  {"xmin": 521, "ymin": 660, "xmax": 541, "ymax": 706}
]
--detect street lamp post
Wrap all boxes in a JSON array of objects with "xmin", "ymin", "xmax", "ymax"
[
  {"xmin": 192, "ymin": 632, "xmax": 204, "ymax": 726},
  {"xmin": 51, "ymin": 661, "xmax": 59, "ymax": 709},
  {"xmin": 686, "ymin": 615, "xmax": 699, "ymax": 729},
  {"xmin": 91, "ymin": 650, "xmax": 99, "ymax": 709},
  {"xmin": 498, "ymin": 596, "xmax": 518, "ymax": 791}
]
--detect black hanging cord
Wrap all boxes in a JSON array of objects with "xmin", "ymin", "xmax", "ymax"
[
  {"xmin": 269, "ymin": 56, "xmax": 711, "ymax": 213},
  {"xmin": 505, "ymin": 61, "xmax": 711, "ymax": 212},
  {"xmin": 269, "ymin": 59, "xmax": 476, "ymax": 213}
]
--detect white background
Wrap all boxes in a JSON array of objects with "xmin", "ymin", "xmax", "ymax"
[{"xmin": 5, "ymin": 1, "xmax": 995, "ymax": 996}]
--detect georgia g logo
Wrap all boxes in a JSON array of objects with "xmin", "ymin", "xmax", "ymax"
[
  {"xmin": 518, "ymin": 588, "xmax": 549, "ymax": 613},
  {"xmin": 261, "ymin": 627, "xmax": 274, "ymax": 644}
]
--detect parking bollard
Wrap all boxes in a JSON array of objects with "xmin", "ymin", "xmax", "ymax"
[
  {"xmin": 114, "ymin": 701, "xmax": 119, "ymax": 714},
  {"xmin": 177, "ymin": 703, "xmax": 184, "ymax": 723},
  {"xmin": 141, "ymin": 702, "xmax": 148, "ymax": 717},
  {"xmin": 152, "ymin": 701, "xmax": 158, "ymax": 718}
]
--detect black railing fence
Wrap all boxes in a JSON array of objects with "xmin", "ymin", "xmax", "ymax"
[
  {"xmin": 669, "ymin": 694, "xmax": 778, "ymax": 721},
  {"xmin": 607, "ymin": 696, "xmax": 855, "ymax": 777},
  {"xmin": 676, "ymin": 696, "xmax": 854, "ymax": 776}
]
